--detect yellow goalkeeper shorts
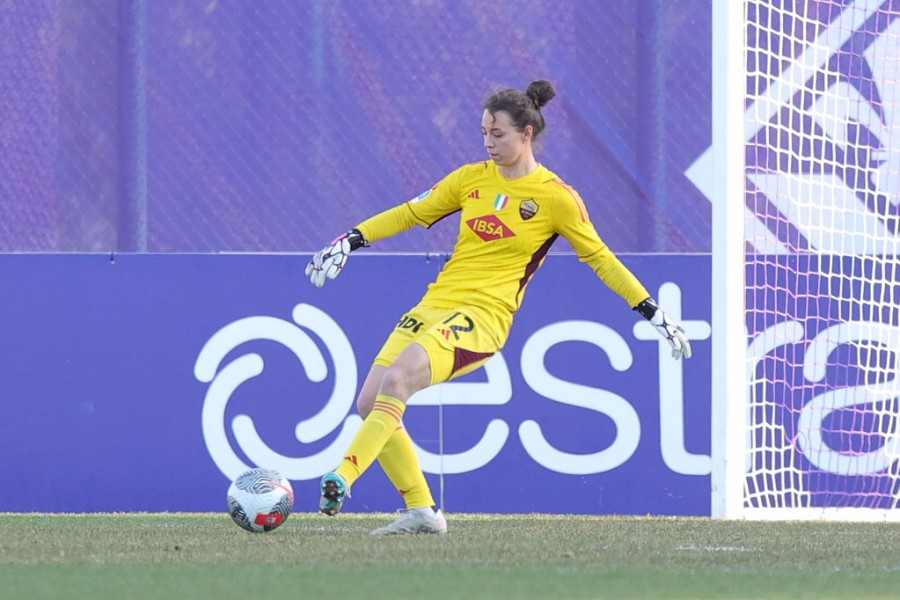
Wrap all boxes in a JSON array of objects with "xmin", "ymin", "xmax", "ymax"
[{"xmin": 373, "ymin": 303, "xmax": 505, "ymax": 385}]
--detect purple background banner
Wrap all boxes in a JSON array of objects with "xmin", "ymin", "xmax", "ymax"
[{"xmin": 0, "ymin": 254, "xmax": 712, "ymax": 515}]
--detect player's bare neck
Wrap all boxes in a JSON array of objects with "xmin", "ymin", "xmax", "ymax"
[{"xmin": 498, "ymin": 156, "xmax": 539, "ymax": 180}]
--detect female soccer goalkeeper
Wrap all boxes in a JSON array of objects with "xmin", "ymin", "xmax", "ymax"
[{"xmin": 305, "ymin": 80, "xmax": 691, "ymax": 536}]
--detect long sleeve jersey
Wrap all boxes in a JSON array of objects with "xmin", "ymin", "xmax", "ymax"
[{"xmin": 356, "ymin": 160, "xmax": 650, "ymax": 334}]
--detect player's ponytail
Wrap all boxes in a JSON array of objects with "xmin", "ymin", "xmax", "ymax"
[
  {"xmin": 483, "ymin": 80, "xmax": 556, "ymax": 143},
  {"xmin": 526, "ymin": 80, "xmax": 556, "ymax": 111}
]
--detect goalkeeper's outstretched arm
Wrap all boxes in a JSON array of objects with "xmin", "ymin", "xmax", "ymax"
[
  {"xmin": 581, "ymin": 244, "xmax": 692, "ymax": 361},
  {"xmin": 633, "ymin": 296, "xmax": 692, "ymax": 360},
  {"xmin": 305, "ymin": 203, "xmax": 420, "ymax": 288}
]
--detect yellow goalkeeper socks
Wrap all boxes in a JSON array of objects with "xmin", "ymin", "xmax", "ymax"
[
  {"xmin": 378, "ymin": 426, "xmax": 436, "ymax": 510},
  {"xmin": 334, "ymin": 394, "xmax": 406, "ymax": 486}
]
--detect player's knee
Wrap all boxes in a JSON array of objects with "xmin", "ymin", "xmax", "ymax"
[
  {"xmin": 379, "ymin": 364, "xmax": 422, "ymax": 402},
  {"xmin": 378, "ymin": 367, "xmax": 407, "ymax": 399}
]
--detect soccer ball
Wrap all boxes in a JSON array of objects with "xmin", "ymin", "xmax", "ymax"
[{"xmin": 226, "ymin": 467, "xmax": 294, "ymax": 533}]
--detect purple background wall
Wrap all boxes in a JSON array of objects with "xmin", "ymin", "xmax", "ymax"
[{"xmin": 0, "ymin": 0, "xmax": 711, "ymax": 253}]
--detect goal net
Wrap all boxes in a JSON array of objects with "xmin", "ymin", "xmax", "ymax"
[{"xmin": 714, "ymin": 0, "xmax": 900, "ymax": 520}]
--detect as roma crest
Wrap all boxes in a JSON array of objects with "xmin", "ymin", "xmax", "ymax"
[{"xmin": 519, "ymin": 199, "xmax": 539, "ymax": 220}]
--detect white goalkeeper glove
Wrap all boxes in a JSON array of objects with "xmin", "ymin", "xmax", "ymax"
[
  {"xmin": 634, "ymin": 298, "xmax": 692, "ymax": 360},
  {"xmin": 305, "ymin": 228, "xmax": 368, "ymax": 288}
]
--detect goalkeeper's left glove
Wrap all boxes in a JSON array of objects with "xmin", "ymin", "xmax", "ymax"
[
  {"xmin": 634, "ymin": 297, "xmax": 692, "ymax": 360},
  {"xmin": 305, "ymin": 228, "xmax": 368, "ymax": 288}
]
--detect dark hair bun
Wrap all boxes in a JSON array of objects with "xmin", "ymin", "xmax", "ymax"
[{"xmin": 526, "ymin": 80, "xmax": 556, "ymax": 110}]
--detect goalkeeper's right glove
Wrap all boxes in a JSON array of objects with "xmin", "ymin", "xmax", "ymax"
[
  {"xmin": 633, "ymin": 297, "xmax": 692, "ymax": 360},
  {"xmin": 305, "ymin": 228, "xmax": 368, "ymax": 288}
]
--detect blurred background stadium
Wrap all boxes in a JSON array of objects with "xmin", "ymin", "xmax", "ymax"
[{"xmin": 0, "ymin": 0, "xmax": 711, "ymax": 254}]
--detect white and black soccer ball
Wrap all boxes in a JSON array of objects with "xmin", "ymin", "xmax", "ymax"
[{"xmin": 227, "ymin": 467, "xmax": 294, "ymax": 533}]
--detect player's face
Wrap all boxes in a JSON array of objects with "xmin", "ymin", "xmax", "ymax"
[{"xmin": 482, "ymin": 110, "xmax": 531, "ymax": 169}]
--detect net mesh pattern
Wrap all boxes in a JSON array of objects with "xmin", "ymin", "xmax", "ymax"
[{"xmin": 743, "ymin": 0, "xmax": 900, "ymax": 511}]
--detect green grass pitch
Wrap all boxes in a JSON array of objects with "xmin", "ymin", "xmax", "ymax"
[{"xmin": 2, "ymin": 513, "xmax": 900, "ymax": 599}]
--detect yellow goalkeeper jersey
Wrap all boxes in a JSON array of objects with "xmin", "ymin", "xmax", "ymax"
[{"xmin": 356, "ymin": 160, "xmax": 649, "ymax": 334}]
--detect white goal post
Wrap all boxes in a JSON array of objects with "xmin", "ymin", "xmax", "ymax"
[{"xmin": 711, "ymin": 0, "xmax": 900, "ymax": 520}]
